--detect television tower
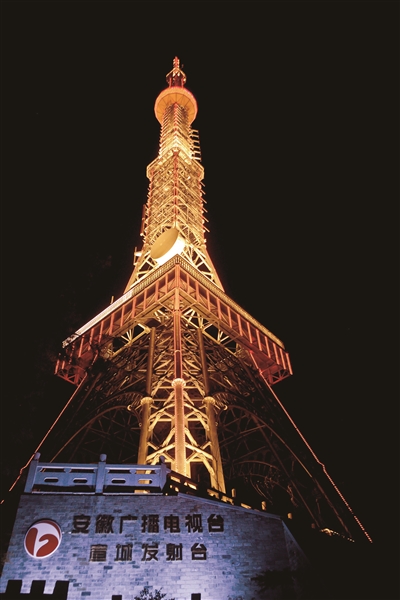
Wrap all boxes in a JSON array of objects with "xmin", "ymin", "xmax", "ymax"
[{"xmin": 37, "ymin": 58, "xmax": 369, "ymax": 542}]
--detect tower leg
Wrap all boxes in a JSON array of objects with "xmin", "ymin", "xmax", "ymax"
[
  {"xmin": 198, "ymin": 328, "xmax": 226, "ymax": 493},
  {"xmin": 173, "ymin": 289, "xmax": 187, "ymax": 476},
  {"xmin": 138, "ymin": 397, "xmax": 153, "ymax": 464},
  {"xmin": 173, "ymin": 377, "xmax": 186, "ymax": 476},
  {"xmin": 137, "ymin": 327, "xmax": 156, "ymax": 464},
  {"xmin": 204, "ymin": 396, "xmax": 226, "ymax": 493}
]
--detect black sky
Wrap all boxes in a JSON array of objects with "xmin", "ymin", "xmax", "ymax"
[{"xmin": 1, "ymin": 0, "xmax": 399, "ymax": 577}]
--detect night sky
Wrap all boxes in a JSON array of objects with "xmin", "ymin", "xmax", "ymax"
[{"xmin": 1, "ymin": 0, "xmax": 398, "ymax": 589}]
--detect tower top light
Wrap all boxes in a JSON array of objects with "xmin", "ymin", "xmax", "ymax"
[{"xmin": 154, "ymin": 56, "xmax": 197, "ymax": 124}]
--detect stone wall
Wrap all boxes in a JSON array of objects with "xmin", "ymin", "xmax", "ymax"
[{"xmin": 0, "ymin": 493, "xmax": 311, "ymax": 600}]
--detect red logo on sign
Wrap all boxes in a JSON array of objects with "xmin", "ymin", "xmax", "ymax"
[{"xmin": 24, "ymin": 520, "xmax": 62, "ymax": 558}]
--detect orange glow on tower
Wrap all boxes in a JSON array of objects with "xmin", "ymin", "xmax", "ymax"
[{"xmin": 32, "ymin": 58, "xmax": 371, "ymax": 542}]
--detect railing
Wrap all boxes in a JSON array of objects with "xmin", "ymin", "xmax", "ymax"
[
  {"xmin": 20, "ymin": 455, "xmax": 364, "ymax": 542},
  {"xmin": 23, "ymin": 453, "xmax": 253, "ymax": 510},
  {"xmin": 24, "ymin": 454, "xmax": 168, "ymax": 494}
]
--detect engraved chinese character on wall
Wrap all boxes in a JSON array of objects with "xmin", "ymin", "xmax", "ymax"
[
  {"xmin": 166, "ymin": 543, "xmax": 183, "ymax": 561},
  {"xmin": 164, "ymin": 514, "xmax": 180, "ymax": 533},
  {"xmin": 119, "ymin": 515, "xmax": 138, "ymax": 534},
  {"xmin": 115, "ymin": 543, "xmax": 133, "ymax": 561},
  {"xmin": 208, "ymin": 514, "xmax": 224, "ymax": 532},
  {"xmin": 185, "ymin": 513, "xmax": 203, "ymax": 532},
  {"xmin": 142, "ymin": 514, "xmax": 159, "ymax": 533},
  {"xmin": 191, "ymin": 543, "xmax": 207, "ymax": 560},
  {"xmin": 72, "ymin": 515, "xmax": 91, "ymax": 534},
  {"xmin": 90, "ymin": 545, "xmax": 107, "ymax": 561},
  {"xmin": 141, "ymin": 542, "xmax": 159, "ymax": 561},
  {"xmin": 96, "ymin": 514, "xmax": 114, "ymax": 533}
]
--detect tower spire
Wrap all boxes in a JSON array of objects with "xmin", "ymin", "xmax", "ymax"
[
  {"xmin": 165, "ymin": 56, "xmax": 186, "ymax": 87},
  {"xmin": 124, "ymin": 58, "xmax": 221, "ymax": 291}
]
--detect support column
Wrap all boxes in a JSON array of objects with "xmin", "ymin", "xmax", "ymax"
[
  {"xmin": 138, "ymin": 327, "xmax": 156, "ymax": 464},
  {"xmin": 204, "ymin": 397, "xmax": 226, "ymax": 493},
  {"xmin": 173, "ymin": 288, "xmax": 187, "ymax": 476},
  {"xmin": 198, "ymin": 328, "xmax": 226, "ymax": 493},
  {"xmin": 172, "ymin": 377, "xmax": 186, "ymax": 476},
  {"xmin": 138, "ymin": 397, "xmax": 153, "ymax": 464}
]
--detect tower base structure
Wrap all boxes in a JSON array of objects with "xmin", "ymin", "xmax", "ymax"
[{"xmin": 0, "ymin": 456, "xmax": 322, "ymax": 600}]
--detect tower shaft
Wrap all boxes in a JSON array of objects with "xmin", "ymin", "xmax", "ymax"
[{"xmin": 124, "ymin": 59, "xmax": 222, "ymax": 291}]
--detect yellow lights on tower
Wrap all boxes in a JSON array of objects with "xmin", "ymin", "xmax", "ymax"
[{"xmin": 124, "ymin": 58, "xmax": 222, "ymax": 292}]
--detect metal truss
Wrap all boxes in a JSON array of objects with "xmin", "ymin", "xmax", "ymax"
[
  {"xmin": 124, "ymin": 94, "xmax": 222, "ymax": 291},
  {"xmin": 48, "ymin": 285, "xmax": 358, "ymax": 539},
  {"xmin": 46, "ymin": 59, "xmax": 371, "ymax": 543},
  {"xmin": 49, "ymin": 251, "xmax": 361, "ymax": 539},
  {"xmin": 56, "ymin": 257, "xmax": 291, "ymax": 388}
]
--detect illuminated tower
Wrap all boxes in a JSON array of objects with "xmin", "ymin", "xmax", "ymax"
[{"xmin": 35, "ymin": 58, "xmax": 368, "ymax": 543}]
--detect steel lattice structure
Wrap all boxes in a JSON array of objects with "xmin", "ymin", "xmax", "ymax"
[{"xmin": 40, "ymin": 58, "xmax": 371, "ymax": 543}]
